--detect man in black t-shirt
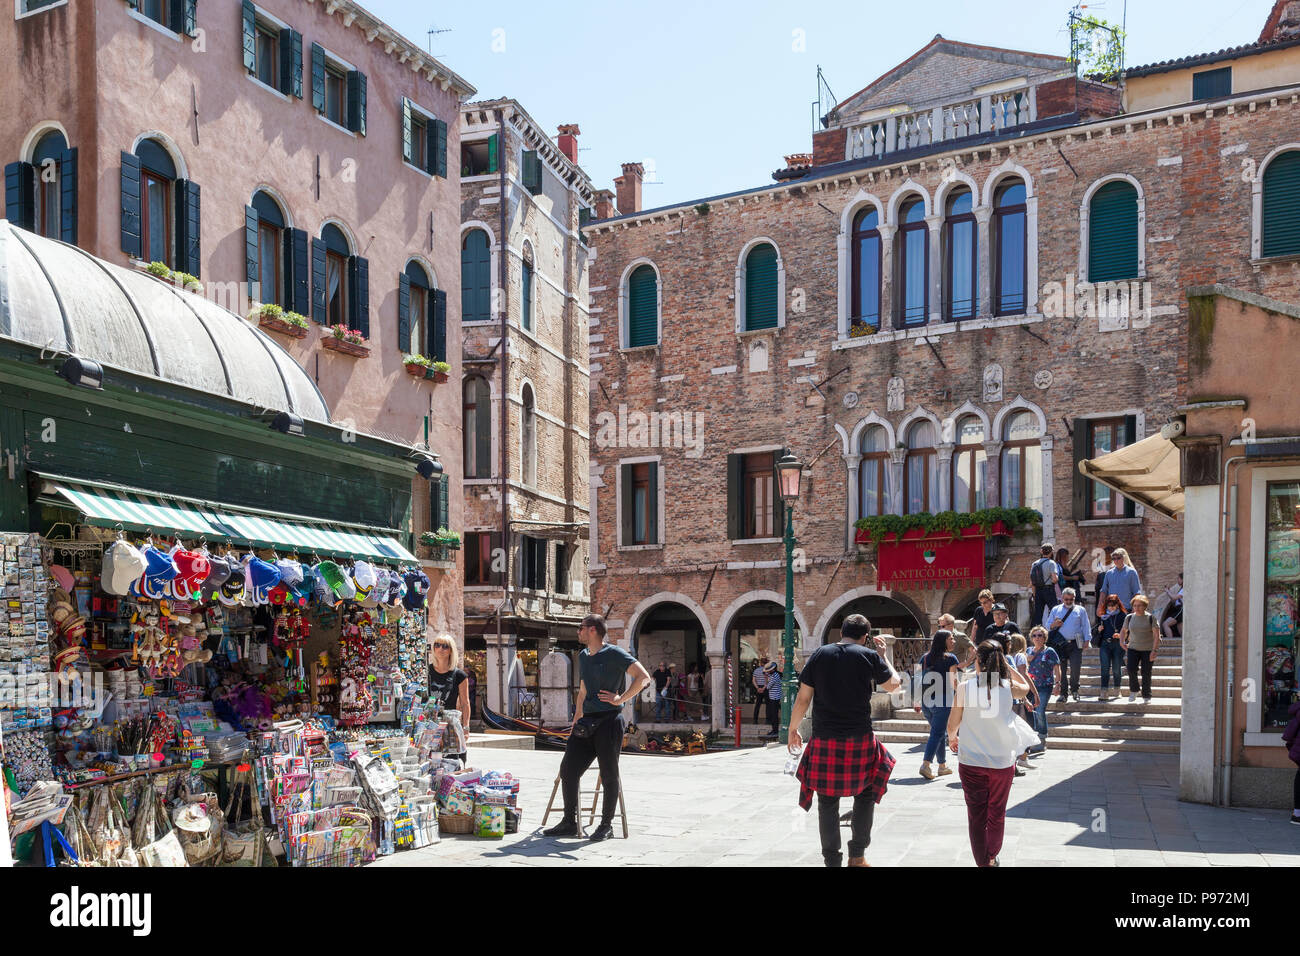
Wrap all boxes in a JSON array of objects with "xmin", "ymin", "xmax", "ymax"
[
  {"xmin": 788, "ymin": 614, "xmax": 900, "ymax": 867},
  {"xmin": 651, "ymin": 662, "xmax": 671, "ymax": 721},
  {"xmin": 981, "ymin": 604, "xmax": 1020, "ymax": 651}
]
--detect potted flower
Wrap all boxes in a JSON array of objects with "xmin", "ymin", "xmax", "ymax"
[
  {"xmin": 322, "ymin": 324, "xmax": 370, "ymax": 357},
  {"xmin": 433, "ymin": 527, "xmax": 460, "ymax": 550},
  {"xmin": 402, "ymin": 353, "xmax": 432, "ymax": 376},
  {"xmin": 849, "ymin": 321, "xmax": 877, "ymax": 338},
  {"xmin": 174, "ymin": 272, "xmax": 204, "ymax": 295},
  {"xmin": 426, "ymin": 360, "xmax": 450, "ymax": 384},
  {"xmin": 251, "ymin": 304, "xmax": 309, "ymax": 338},
  {"xmin": 145, "ymin": 261, "xmax": 173, "ymax": 280}
]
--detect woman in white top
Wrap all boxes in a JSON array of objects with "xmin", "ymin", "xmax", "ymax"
[{"xmin": 947, "ymin": 640, "xmax": 1039, "ymax": 867}]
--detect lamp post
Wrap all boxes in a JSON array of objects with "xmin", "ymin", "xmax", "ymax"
[{"xmin": 775, "ymin": 452, "xmax": 803, "ymax": 739}]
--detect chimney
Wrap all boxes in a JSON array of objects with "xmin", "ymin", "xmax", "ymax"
[
  {"xmin": 613, "ymin": 162, "xmax": 644, "ymax": 216},
  {"xmin": 557, "ymin": 124, "xmax": 580, "ymax": 163},
  {"xmin": 593, "ymin": 189, "xmax": 616, "ymax": 221},
  {"xmin": 783, "ymin": 153, "xmax": 812, "ymax": 170}
]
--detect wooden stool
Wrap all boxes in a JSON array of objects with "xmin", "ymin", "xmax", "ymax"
[{"xmin": 541, "ymin": 772, "xmax": 629, "ymax": 838}]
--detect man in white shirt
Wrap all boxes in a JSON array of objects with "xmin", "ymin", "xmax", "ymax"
[{"xmin": 1043, "ymin": 588, "xmax": 1090, "ymax": 703}]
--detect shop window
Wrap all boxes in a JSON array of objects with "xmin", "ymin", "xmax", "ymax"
[
  {"xmin": 1263, "ymin": 481, "xmax": 1300, "ymax": 731},
  {"xmin": 951, "ymin": 415, "xmax": 987, "ymax": 512},
  {"xmin": 993, "ymin": 179, "xmax": 1026, "ymax": 315},
  {"xmin": 850, "ymin": 207, "xmax": 882, "ymax": 331},
  {"xmin": 465, "ymin": 531, "xmax": 503, "ymax": 586},
  {"xmin": 858, "ymin": 425, "xmax": 891, "ymax": 517},
  {"xmin": 896, "ymin": 197, "xmax": 928, "ymax": 327},
  {"xmin": 904, "ymin": 420, "xmax": 937, "ymax": 514},
  {"xmin": 727, "ymin": 451, "xmax": 779, "ymax": 539},
  {"xmin": 1001, "ymin": 410, "xmax": 1043, "ymax": 511}
]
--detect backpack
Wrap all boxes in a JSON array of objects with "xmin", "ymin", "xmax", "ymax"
[{"xmin": 1030, "ymin": 558, "xmax": 1050, "ymax": 589}]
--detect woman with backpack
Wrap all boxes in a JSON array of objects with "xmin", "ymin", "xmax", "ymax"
[
  {"xmin": 916, "ymin": 629, "xmax": 959, "ymax": 780},
  {"xmin": 948, "ymin": 641, "xmax": 1039, "ymax": 867},
  {"xmin": 1119, "ymin": 594, "xmax": 1160, "ymax": 704}
]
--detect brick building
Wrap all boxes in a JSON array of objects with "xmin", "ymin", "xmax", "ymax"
[
  {"xmin": 2, "ymin": 0, "xmax": 474, "ymax": 633},
  {"xmin": 457, "ymin": 100, "xmax": 594, "ymax": 718},
  {"xmin": 584, "ymin": 13, "xmax": 1300, "ymax": 738}
]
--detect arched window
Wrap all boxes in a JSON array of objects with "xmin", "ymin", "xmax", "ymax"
[
  {"xmin": 31, "ymin": 129, "xmax": 68, "ymax": 240},
  {"xmin": 461, "ymin": 228, "xmax": 491, "ymax": 323},
  {"xmin": 405, "ymin": 261, "xmax": 431, "ymax": 355},
  {"xmin": 251, "ymin": 190, "xmax": 286, "ymax": 306},
  {"xmin": 744, "ymin": 242, "xmax": 778, "ymax": 331},
  {"xmin": 1000, "ymin": 411, "xmax": 1042, "ymax": 511},
  {"xmin": 1262, "ymin": 152, "xmax": 1300, "ymax": 258},
  {"xmin": 897, "ymin": 197, "xmax": 928, "ymax": 327},
  {"xmin": 626, "ymin": 263, "xmax": 658, "ymax": 348},
  {"xmin": 905, "ymin": 420, "xmax": 938, "ymax": 514},
  {"xmin": 321, "ymin": 223, "xmax": 351, "ymax": 327},
  {"xmin": 521, "ymin": 243, "xmax": 534, "ymax": 333},
  {"xmin": 951, "ymin": 415, "xmax": 987, "ymax": 512},
  {"xmin": 993, "ymin": 179, "xmax": 1026, "ymax": 315},
  {"xmin": 463, "ymin": 376, "xmax": 492, "ymax": 478},
  {"xmin": 1088, "ymin": 180, "xmax": 1139, "ymax": 282},
  {"xmin": 137, "ymin": 138, "xmax": 177, "ymax": 267},
  {"xmin": 858, "ymin": 425, "xmax": 892, "ymax": 517},
  {"xmin": 944, "ymin": 188, "xmax": 977, "ymax": 320},
  {"xmin": 851, "ymin": 208, "xmax": 881, "ymax": 330},
  {"xmin": 521, "ymin": 383, "xmax": 537, "ymax": 486}
]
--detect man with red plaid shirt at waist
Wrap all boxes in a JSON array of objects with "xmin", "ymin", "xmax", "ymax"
[{"xmin": 789, "ymin": 613, "xmax": 901, "ymax": 867}]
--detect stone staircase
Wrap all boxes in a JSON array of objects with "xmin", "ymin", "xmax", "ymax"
[{"xmin": 876, "ymin": 637, "xmax": 1183, "ymax": 755}]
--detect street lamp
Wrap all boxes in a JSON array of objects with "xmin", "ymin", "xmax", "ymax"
[{"xmin": 775, "ymin": 452, "xmax": 802, "ymax": 739}]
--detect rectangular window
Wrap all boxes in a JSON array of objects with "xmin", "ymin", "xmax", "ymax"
[
  {"xmin": 324, "ymin": 66, "xmax": 346, "ymax": 125},
  {"xmin": 255, "ymin": 25, "xmax": 278, "ymax": 88},
  {"xmin": 554, "ymin": 543, "xmax": 570, "ymax": 595},
  {"xmin": 521, "ymin": 536, "xmax": 547, "ymax": 591},
  {"xmin": 1087, "ymin": 418, "xmax": 1127, "ymax": 517},
  {"xmin": 410, "ymin": 285, "xmax": 428, "ymax": 358},
  {"xmin": 742, "ymin": 452, "xmax": 775, "ymax": 538},
  {"xmin": 258, "ymin": 222, "xmax": 281, "ymax": 306},
  {"xmin": 623, "ymin": 461, "xmax": 658, "ymax": 546},
  {"xmin": 139, "ymin": 0, "xmax": 167, "ymax": 27},
  {"xmin": 326, "ymin": 250, "xmax": 347, "ymax": 326},
  {"xmin": 1192, "ymin": 66, "xmax": 1231, "ymax": 101},
  {"xmin": 20, "ymin": 0, "xmax": 63, "ymax": 15},
  {"xmin": 465, "ymin": 532, "xmax": 503, "ymax": 586},
  {"xmin": 1262, "ymin": 481, "xmax": 1300, "ymax": 732},
  {"xmin": 462, "ymin": 140, "xmax": 492, "ymax": 176},
  {"xmin": 410, "ymin": 113, "xmax": 428, "ymax": 172},
  {"xmin": 35, "ymin": 170, "xmax": 59, "ymax": 239}
]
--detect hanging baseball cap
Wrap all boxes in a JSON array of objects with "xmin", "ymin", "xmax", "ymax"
[
  {"xmin": 316, "ymin": 561, "xmax": 355, "ymax": 601},
  {"xmin": 170, "ymin": 547, "xmax": 211, "ymax": 601},
  {"xmin": 102, "ymin": 540, "xmax": 149, "ymax": 596},
  {"xmin": 200, "ymin": 555, "xmax": 234, "ymax": 602},
  {"xmin": 217, "ymin": 566, "xmax": 246, "ymax": 607},
  {"xmin": 384, "ymin": 568, "xmax": 406, "ymax": 606},
  {"xmin": 244, "ymin": 555, "xmax": 282, "ymax": 605},
  {"xmin": 351, "ymin": 561, "xmax": 377, "ymax": 599},
  {"xmin": 275, "ymin": 558, "xmax": 304, "ymax": 587},
  {"xmin": 403, "ymin": 569, "xmax": 431, "ymax": 610},
  {"xmin": 137, "ymin": 545, "xmax": 179, "ymax": 599}
]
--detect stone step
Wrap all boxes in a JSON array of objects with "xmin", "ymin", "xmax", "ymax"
[
  {"xmin": 887, "ymin": 709, "xmax": 1182, "ymax": 728},
  {"xmin": 896, "ymin": 697, "xmax": 1183, "ymax": 716},
  {"xmin": 878, "ymin": 719, "xmax": 1178, "ymax": 740},
  {"xmin": 873, "ymin": 730, "xmax": 1179, "ymax": 755}
]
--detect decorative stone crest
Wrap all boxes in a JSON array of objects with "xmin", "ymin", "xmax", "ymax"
[
  {"xmin": 982, "ymin": 364, "xmax": 1003, "ymax": 403},
  {"xmin": 886, "ymin": 377, "xmax": 904, "ymax": 411}
]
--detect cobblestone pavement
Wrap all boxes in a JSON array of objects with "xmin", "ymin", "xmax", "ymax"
[{"xmin": 371, "ymin": 742, "xmax": 1300, "ymax": 867}]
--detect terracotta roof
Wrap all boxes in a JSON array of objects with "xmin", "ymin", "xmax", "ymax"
[{"xmin": 1123, "ymin": 34, "xmax": 1300, "ymax": 78}]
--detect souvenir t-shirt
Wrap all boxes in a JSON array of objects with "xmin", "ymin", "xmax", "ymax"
[
  {"xmin": 579, "ymin": 644, "xmax": 637, "ymax": 714},
  {"xmin": 428, "ymin": 666, "xmax": 468, "ymax": 713},
  {"xmin": 799, "ymin": 641, "xmax": 893, "ymax": 739},
  {"xmin": 403, "ymin": 570, "xmax": 431, "ymax": 610},
  {"xmin": 1027, "ymin": 646, "xmax": 1060, "ymax": 685}
]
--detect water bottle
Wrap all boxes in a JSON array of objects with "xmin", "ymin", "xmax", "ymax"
[{"xmin": 783, "ymin": 747, "xmax": 803, "ymax": 776}]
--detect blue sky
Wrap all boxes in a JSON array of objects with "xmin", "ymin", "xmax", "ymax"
[{"xmin": 365, "ymin": 0, "xmax": 1276, "ymax": 208}]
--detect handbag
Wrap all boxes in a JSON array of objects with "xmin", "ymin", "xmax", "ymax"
[{"xmin": 572, "ymin": 711, "xmax": 614, "ymax": 740}]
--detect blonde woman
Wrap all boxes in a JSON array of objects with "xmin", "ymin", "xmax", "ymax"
[
  {"xmin": 429, "ymin": 634, "xmax": 472, "ymax": 761},
  {"xmin": 1119, "ymin": 594, "xmax": 1160, "ymax": 704}
]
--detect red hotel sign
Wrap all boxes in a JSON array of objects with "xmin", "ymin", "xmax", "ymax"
[{"xmin": 876, "ymin": 536, "xmax": 985, "ymax": 590}]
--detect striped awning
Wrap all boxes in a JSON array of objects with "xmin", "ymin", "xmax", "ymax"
[{"xmin": 37, "ymin": 476, "xmax": 418, "ymax": 563}]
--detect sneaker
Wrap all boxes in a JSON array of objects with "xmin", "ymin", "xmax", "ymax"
[
  {"xmin": 937, "ymin": 765, "xmax": 954, "ymax": 776},
  {"xmin": 1128, "ymin": 694, "xmax": 1137, "ymax": 703},
  {"xmin": 1014, "ymin": 765, "xmax": 1026, "ymax": 777},
  {"xmin": 543, "ymin": 818, "xmax": 582, "ymax": 838},
  {"xmin": 1016, "ymin": 756, "xmax": 1035, "ymax": 770},
  {"xmin": 920, "ymin": 763, "xmax": 936, "ymax": 780},
  {"xmin": 588, "ymin": 822, "xmax": 615, "ymax": 842},
  {"xmin": 1141, "ymin": 697, "xmax": 1152, "ymax": 705},
  {"xmin": 1290, "ymin": 815, "xmax": 1300, "ymax": 826}
]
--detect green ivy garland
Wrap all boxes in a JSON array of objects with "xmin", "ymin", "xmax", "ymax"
[{"xmin": 854, "ymin": 506, "xmax": 1042, "ymax": 543}]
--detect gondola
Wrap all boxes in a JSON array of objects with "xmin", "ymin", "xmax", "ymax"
[{"xmin": 481, "ymin": 706, "xmax": 570, "ymax": 749}]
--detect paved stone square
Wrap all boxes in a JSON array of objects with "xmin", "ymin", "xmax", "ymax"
[{"xmin": 371, "ymin": 741, "xmax": 1300, "ymax": 867}]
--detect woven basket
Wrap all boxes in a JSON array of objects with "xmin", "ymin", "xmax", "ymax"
[{"xmin": 438, "ymin": 812, "xmax": 474, "ymax": 835}]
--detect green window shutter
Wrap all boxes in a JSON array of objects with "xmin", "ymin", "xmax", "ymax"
[
  {"xmin": 401, "ymin": 99, "xmax": 413, "ymax": 164},
  {"xmin": 627, "ymin": 264, "xmax": 658, "ymax": 348},
  {"xmin": 397, "ymin": 273, "xmax": 411, "ymax": 353},
  {"xmin": 310, "ymin": 237, "xmax": 327, "ymax": 323},
  {"xmin": 432, "ymin": 475, "xmax": 449, "ymax": 531},
  {"xmin": 1071, "ymin": 418, "xmax": 1088, "ymax": 521},
  {"xmin": 348, "ymin": 255, "xmax": 369, "ymax": 337},
  {"xmin": 346, "ymin": 71, "xmax": 366, "ymax": 136},
  {"xmin": 280, "ymin": 28, "xmax": 302, "ymax": 98},
  {"xmin": 175, "ymin": 179, "xmax": 201, "ymax": 277},
  {"xmin": 431, "ymin": 288, "xmax": 447, "ymax": 362},
  {"xmin": 647, "ymin": 461, "xmax": 659, "ymax": 544},
  {"xmin": 244, "ymin": 204, "xmax": 259, "ymax": 288},
  {"xmin": 433, "ymin": 119, "xmax": 447, "ymax": 178},
  {"xmin": 523, "ymin": 150, "xmax": 542, "ymax": 194},
  {"xmin": 118, "ymin": 152, "xmax": 141, "ymax": 258},
  {"xmin": 240, "ymin": 0, "xmax": 256, "ymax": 73},
  {"xmin": 5, "ymin": 162, "xmax": 34, "ymax": 232},
  {"xmin": 286, "ymin": 227, "xmax": 308, "ymax": 315},
  {"xmin": 521, "ymin": 261, "xmax": 533, "ymax": 331},
  {"xmin": 578, "ymin": 207, "xmax": 591, "ymax": 245},
  {"xmin": 744, "ymin": 243, "xmax": 779, "ymax": 330},
  {"xmin": 726, "ymin": 453, "xmax": 743, "ymax": 539},
  {"xmin": 59, "ymin": 148, "xmax": 77, "ymax": 245},
  {"xmin": 487, "ymin": 134, "xmax": 498, "ymax": 174},
  {"xmin": 461, "ymin": 230, "xmax": 491, "ymax": 323},
  {"xmin": 1192, "ymin": 66, "xmax": 1231, "ymax": 100},
  {"xmin": 1088, "ymin": 181, "xmax": 1139, "ymax": 282},
  {"xmin": 1262, "ymin": 152, "xmax": 1300, "ymax": 257},
  {"xmin": 620, "ymin": 464, "xmax": 634, "ymax": 546},
  {"xmin": 310, "ymin": 43, "xmax": 326, "ymax": 113}
]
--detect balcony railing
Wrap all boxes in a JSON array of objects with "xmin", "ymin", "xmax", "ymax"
[{"xmin": 847, "ymin": 89, "xmax": 1036, "ymax": 161}]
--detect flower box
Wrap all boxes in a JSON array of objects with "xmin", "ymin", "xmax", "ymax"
[
  {"xmin": 322, "ymin": 337, "xmax": 370, "ymax": 358},
  {"xmin": 855, "ymin": 520, "xmax": 1012, "ymax": 546},
  {"xmin": 405, "ymin": 362, "xmax": 429, "ymax": 377},
  {"xmin": 260, "ymin": 315, "xmax": 308, "ymax": 339},
  {"xmin": 425, "ymin": 369, "xmax": 449, "ymax": 384}
]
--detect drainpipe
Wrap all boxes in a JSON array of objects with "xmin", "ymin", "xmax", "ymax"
[
  {"xmin": 1219, "ymin": 457, "xmax": 1243, "ymax": 807},
  {"xmin": 496, "ymin": 107, "xmax": 512, "ymax": 708}
]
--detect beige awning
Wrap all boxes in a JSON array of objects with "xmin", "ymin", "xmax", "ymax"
[{"xmin": 1078, "ymin": 433, "xmax": 1184, "ymax": 519}]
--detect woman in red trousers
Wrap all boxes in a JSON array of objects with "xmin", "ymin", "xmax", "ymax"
[{"xmin": 947, "ymin": 641, "xmax": 1039, "ymax": 866}]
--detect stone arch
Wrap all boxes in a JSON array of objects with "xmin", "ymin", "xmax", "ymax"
[
  {"xmin": 942, "ymin": 399, "xmax": 991, "ymax": 444},
  {"xmin": 934, "ymin": 168, "xmax": 981, "ymax": 213},
  {"xmin": 896, "ymin": 405, "xmax": 942, "ymax": 443},
  {"xmin": 849, "ymin": 410, "xmax": 897, "ymax": 452},
  {"xmin": 319, "ymin": 217, "xmax": 358, "ymax": 254},
  {"xmin": 130, "ymin": 130, "xmax": 190, "ymax": 181},
  {"xmin": 839, "ymin": 189, "xmax": 886, "ymax": 235},
  {"xmin": 20, "ymin": 120, "xmax": 71, "ymax": 165},
  {"xmin": 887, "ymin": 179, "xmax": 932, "ymax": 223},
  {"xmin": 404, "ymin": 254, "xmax": 439, "ymax": 289},
  {"xmin": 981, "ymin": 160, "xmax": 1035, "ymax": 207},
  {"xmin": 812, "ymin": 585, "xmax": 932, "ymax": 648},
  {"xmin": 715, "ymin": 589, "xmax": 811, "ymax": 656},
  {"xmin": 624, "ymin": 591, "xmax": 714, "ymax": 655},
  {"xmin": 251, "ymin": 184, "xmax": 295, "ymax": 230},
  {"xmin": 991, "ymin": 394, "xmax": 1047, "ymax": 438},
  {"xmin": 1079, "ymin": 173, "xmax": 1147, "ymax": 280}
]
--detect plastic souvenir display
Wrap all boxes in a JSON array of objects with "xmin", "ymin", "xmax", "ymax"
[
  {"xmin": 1267, "ymin": 531, "xmax": 1300, "ymax": 582},
  {"xmin": 1266, "ymin": 590, "xmax": 1297, "ymax": 642}
]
